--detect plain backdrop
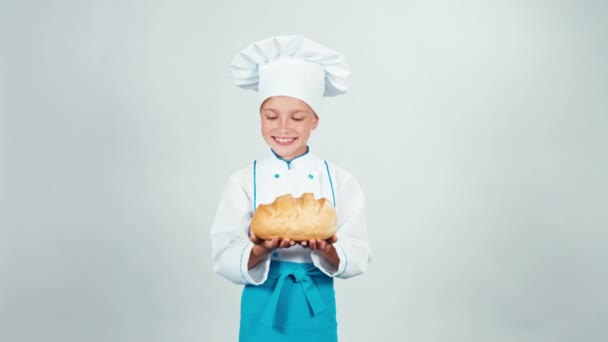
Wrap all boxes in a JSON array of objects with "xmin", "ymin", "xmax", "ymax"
[{"xmin": 1, "ymin": 0, "xmax": 607, "ymax": 341}]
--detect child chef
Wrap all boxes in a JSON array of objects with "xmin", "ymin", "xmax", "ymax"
[{"xmin": 210, "ymin": 35, "xmax": 372, "ymax": 342}]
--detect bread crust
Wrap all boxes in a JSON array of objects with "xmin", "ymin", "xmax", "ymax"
[{"xmin": 250, "ymin": 193, "xmax": 337, "ymax": 241}]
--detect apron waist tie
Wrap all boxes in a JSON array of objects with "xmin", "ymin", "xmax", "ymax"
[{"xmin": 260, "ymin": 264, "xmax": 328, "ymax": 327}]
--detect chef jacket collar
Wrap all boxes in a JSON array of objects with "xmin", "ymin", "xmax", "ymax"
[{"xmin": 267, "ymin": 146, "xmax": 314, "ymax": 171}]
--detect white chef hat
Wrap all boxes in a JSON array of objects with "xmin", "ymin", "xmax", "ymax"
[{"xmin": 230, "ymin": 35, "xmax": 350, "ymax": 115}]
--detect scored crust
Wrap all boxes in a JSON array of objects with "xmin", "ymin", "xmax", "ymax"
[{"xmin": 250, "ymin": 193, "xmax": 337, "ymax": 241}]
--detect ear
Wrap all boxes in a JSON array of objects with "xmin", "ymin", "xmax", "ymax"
[{"xmin": 312, "ymin": 114, "xmax": 319, "ymax": 130}]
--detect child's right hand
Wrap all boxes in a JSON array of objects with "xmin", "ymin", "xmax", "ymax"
[
  {"xmin": 250, "ymin": 233, "xmax": 296, "ymax": 252},
  {"xmin": 248, "ymin": 233, "xmax": 295, "ymax": 269}
]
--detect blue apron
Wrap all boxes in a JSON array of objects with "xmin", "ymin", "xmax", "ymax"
[
  {"xmin": 240, "ymin": 157, "xmax": 338, "ymax": 341},
  {"xmin": 239, "ymin": 261, "xmax": 338, "ymax": 341}
]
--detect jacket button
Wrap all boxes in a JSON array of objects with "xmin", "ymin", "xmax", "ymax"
[{"xmin": 274, "ymin": 174, "xmax": 280, "ymax": 179}]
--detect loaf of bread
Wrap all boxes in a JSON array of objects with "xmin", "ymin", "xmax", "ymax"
[{"xmin": 250, "ymin": 193, "xmax": 337, "ymax": 241}]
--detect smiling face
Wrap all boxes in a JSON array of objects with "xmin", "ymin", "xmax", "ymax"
[{"xmin": 260, "ymin": 96, "xmax": 319, "ymax": 161}]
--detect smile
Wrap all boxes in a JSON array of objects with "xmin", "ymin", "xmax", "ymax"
[{"xmin": 273, "ymin": 137, "xmax": 296, "ymax": 145}]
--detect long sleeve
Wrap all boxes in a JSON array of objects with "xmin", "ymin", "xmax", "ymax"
[
  {"xmin": 210, "ymin": 176, "xmax": 271, "ymax": 285},
  {"xmin": 311, "ymin": 170, "xmax": 372, "ymax": 278}
]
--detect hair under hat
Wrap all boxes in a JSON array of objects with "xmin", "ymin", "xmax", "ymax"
[{"xmin": 230, "ymin": 35, "xmax": 350, "ymax": 114}]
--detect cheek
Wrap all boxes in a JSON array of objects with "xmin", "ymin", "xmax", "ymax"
[
  {"xmin": 299, "ymin": 126, "xmax": 314, "ymax": 137},
  {"xmin": 260, "ymin": 121, "xmax": 272, "ymax": 133},
  {"xmin": 305, "ymin": 121, "xmax": 316, "ymax": 133}
]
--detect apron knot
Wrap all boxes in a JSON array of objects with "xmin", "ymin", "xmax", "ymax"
[
  {"xmin": 291, "ymin": 267, "xmax": 308, "ymax": 283},
  {"xmin": 260, "ymin": 262, "xmax": 329, "ymax": 327}
]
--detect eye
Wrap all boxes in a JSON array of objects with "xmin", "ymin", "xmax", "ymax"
[
  {"xmin": 265, "ymin": 115, "xmax": 278, "ymax": 120},
  {"xmin": 292, "ymin": 117, "xmax": 304, "ymax": 122}
]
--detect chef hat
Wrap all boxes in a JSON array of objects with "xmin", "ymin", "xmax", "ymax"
[{"xmin": 230, "ymin": 35, "xmax": 350, "ymax": 115}]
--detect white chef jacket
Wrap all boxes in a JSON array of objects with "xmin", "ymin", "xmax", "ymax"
[{"xmin": 210, "ymin": 148, "xmax": 371, "ymax": 285}]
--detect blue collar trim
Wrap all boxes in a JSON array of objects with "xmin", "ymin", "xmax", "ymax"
[{"xmin": 270, "ymin": 146, "xmax": 310, "ymax": 170}]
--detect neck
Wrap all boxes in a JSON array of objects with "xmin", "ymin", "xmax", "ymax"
[{"xmin": 271, "ymin": 146, "xmax": 309, "ymax": 162}]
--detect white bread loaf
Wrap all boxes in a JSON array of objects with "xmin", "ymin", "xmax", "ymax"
[{"xmin": 250, "ymin": 193, "xmax": 337, "ymax": 241}]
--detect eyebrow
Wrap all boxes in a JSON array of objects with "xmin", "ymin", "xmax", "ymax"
[{"xmin": 262, "ymin": 108, "xmax": 308, "ymax": 115}]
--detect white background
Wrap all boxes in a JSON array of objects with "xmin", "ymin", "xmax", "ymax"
[{"xmin": 1, "ymin": 0, "xmax": 607, "ymax": 341}]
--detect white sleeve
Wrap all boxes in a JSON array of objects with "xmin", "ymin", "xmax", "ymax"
[
  {"xmin": 311, "ymin": 172, "xmax": 372, "ymax": 278},
  {"xmin": 210, "ymin": 176, "xmax": 271, "ymax": 285}
]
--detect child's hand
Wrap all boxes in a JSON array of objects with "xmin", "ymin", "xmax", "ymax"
[
  {"xmin": 250, "ymin": 233, "xmax": 296, "ymax": 252},
  {"xmin": 248, "ymin": 233, "xmax": 297, "ymax": 269},
  {"xmin": 299, "ymin": 235, "xmax": 338, "ymax": 254},
  {"xmin": 299, "ymin": 236, "xmax": 340, "ymax": 267}
]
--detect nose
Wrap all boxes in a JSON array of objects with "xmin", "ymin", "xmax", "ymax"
[{"xmin": 278, "ymin": 116, "xmax": 290, "ymax": 130}]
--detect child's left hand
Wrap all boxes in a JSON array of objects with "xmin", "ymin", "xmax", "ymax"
[
  {"xmin": 299, "ymin": 236, "xmax": 340, "ymax": 267},
  {"xmin": 299, "ymin": 235, "xmax": 338, "ymax": 254}
]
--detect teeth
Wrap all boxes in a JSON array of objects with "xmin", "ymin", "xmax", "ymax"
[{"xmin": 275, "ymin": 137, "xmax": 295, "ymax": 143}]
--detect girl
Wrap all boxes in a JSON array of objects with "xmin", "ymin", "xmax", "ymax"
[{"xmin": 210, "ymin": 35, "xmax": 372, "ymax": 342}]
